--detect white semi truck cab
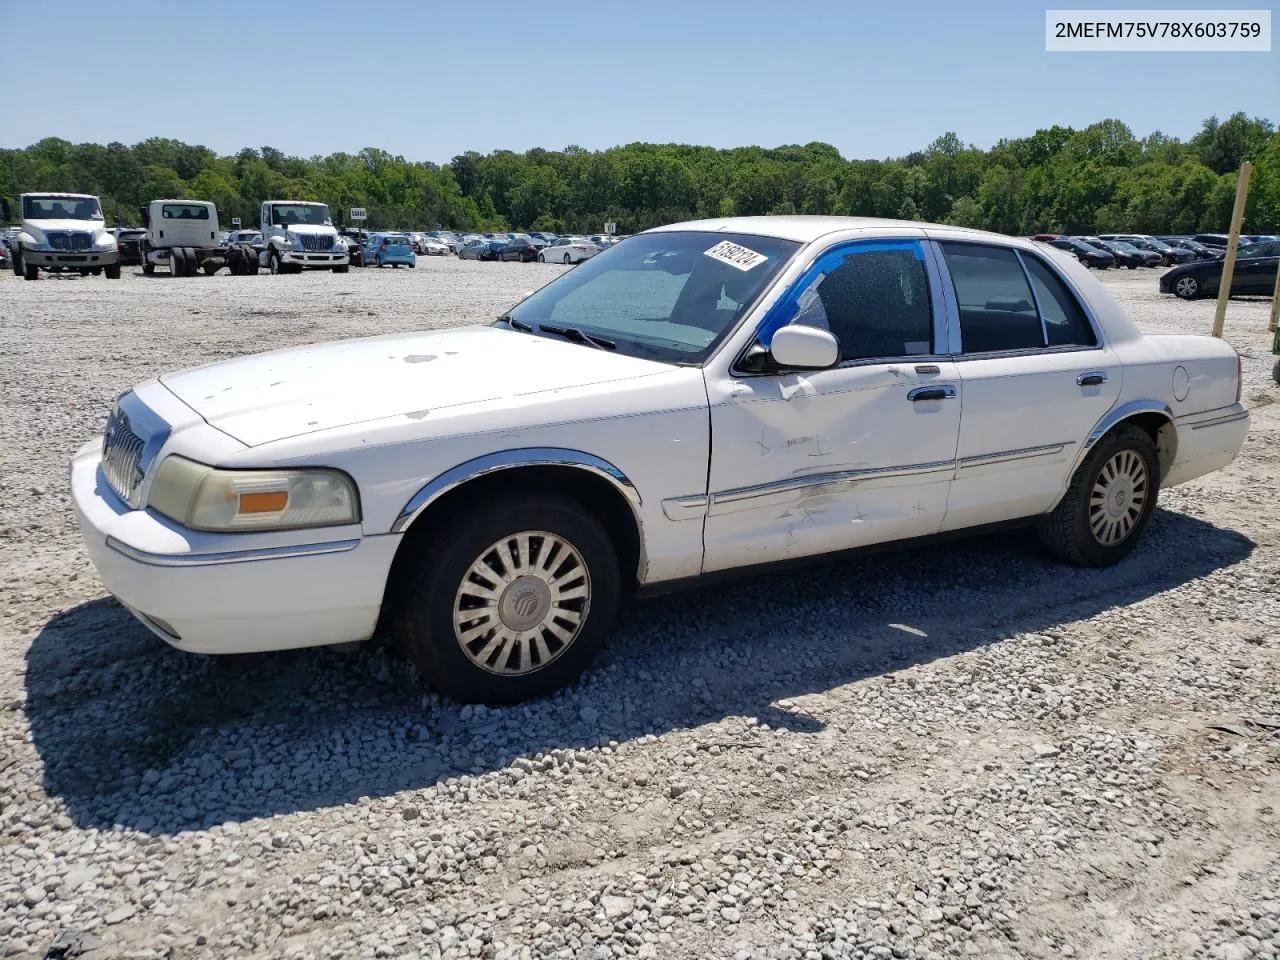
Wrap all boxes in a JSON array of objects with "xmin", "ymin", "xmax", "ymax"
[
  {"xmin": 4, "ymin": 193, "xmax": 119, "ymax": 280},
  {"xmin": 260, "ymin": 200, "xmax": 348, "ymax": 274},
  {"xmin": 138, "ymin": 199, "xmax": 259, "ymax": 277}
]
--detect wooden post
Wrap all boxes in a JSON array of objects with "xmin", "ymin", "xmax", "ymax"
[
  {"xmin": 1269, "ymin": 258, "xmax": 1280, "ymax": 333},
  {"xmin": 1212, "ymin": 160, "xmax": 1252, "ymax": 339}
]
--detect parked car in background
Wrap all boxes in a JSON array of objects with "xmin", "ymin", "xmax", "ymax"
[
  {"xmin": 69, "ymin": 216, "xmax": 1250, "ymax": 704},
  {"xmin": 1157, "ymin": 237, "xmax": 1222, "ymax": 260},
  {"xmin": 1098, "ymin": 235, "xmax": 1194, "ymax": 266},
  {"xmin": 498, "ymin": 237, "xmax": 539, "ymax": 262},
  {"xmin": 1160, "ymin": 239, "xmax": 1280, "ymax": 299},
  {"xmin": 459, "ymin": 238, "xmax": 502, "ymax": 261},
  {"xmin": 1079, "ymin": 238, "xmax": 1158, "ymax": 269},
  {"xmin": 420, "ymin": 236, "xmax": 450, "ymax": 256},
  {"xmin": 115, "ymin": 228, "xmax": 148, "ymax": 266},
  {"xmin": 1041, "ymin": 237, "xmax": 1114, "ymax": 268},
  {"xmin": 1191, "ymin": 234, "xmax": 1232, "ymax": 250},
  {"xmin": 339, "ymin": 229, "xmax": 368, "ymax": 267},
  {"xmin": 537, "ymin": 237, "xmax": 602, "ymax": 264},
  {"xmin": 365, "ymin": 233, "xmax": 416, "ymax": 268}
]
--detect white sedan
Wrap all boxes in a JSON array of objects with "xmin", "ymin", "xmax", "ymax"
[
  {"xmin": 71, "ymin": 216, "xmax": 1249, "ymax": 704},
  {"xmin": 420, "ymin": 236, "xmax": 450, "ymax": 256},
  {"xmin": 537, "ymin": 237, "xmax": 600, "ymax": 264}
]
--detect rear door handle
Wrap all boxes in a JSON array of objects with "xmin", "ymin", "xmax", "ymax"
[
  {"xmin": 907, "ymin": 385, "xmax": 957, "ymax": 402},
  {"xmin": 1077, "ymin": 372, "xmax": 1108, "ymax": 386}
]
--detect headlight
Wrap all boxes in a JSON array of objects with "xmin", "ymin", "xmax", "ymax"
[{"xmin": 148, "ymin": 456, "xmax": 360, "ymax": 532}]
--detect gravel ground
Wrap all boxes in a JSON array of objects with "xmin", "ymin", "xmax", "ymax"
[{"xmin": 0, "ymin": 258, "xmax": 1277, "ymax": 960}]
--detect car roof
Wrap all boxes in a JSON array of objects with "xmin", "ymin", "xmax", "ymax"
[
  {"xmin": 22, "ymin": 192, "xmax": 98, "ymax": 199},
  {"xmin": 644, "ymin": 215, "xmax": 1000, "ymax": 244}
]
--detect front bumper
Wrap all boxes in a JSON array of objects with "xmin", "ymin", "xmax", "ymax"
[
  {"xmin": 70, "ymin": 442, "xmax": 399, "ymax": 654},
  {"xmin": 281, "ymin": 250, "xmax": 347, "ymax": 268},
  {"xmin": 23, "ymin": 247, "xmax": 118, "ymax": 268}
]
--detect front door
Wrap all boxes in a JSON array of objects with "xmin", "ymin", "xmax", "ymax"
[{"xmin": 702, "ymin": 238, "xmax": 963, "ymax": 573}]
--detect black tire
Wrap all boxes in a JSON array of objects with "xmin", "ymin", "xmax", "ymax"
[
  {"xmin": 24, "ymin": 261, "xmax": 39, "ymax": 281},
  {"xmin": 228, "ymin": 249, "xmax": 245, "ymax": 276},
  {"xmin": 170, "ymin": 247, "xmax": 186, "ymax": 277},
  {"xmin": 1037, "ymin": 423, "xmax": 1159, "ymax": 567},
  {"xmin": 1273, "ymin": 358, "xmax": 1280, "ymax": 385},
  {"xmin": 202, "ymin": 259, "xmax": 219, "ymax": 276},
  {"xmin": 333, "ymin": 263, "xmax": 349, "ymax": 273},
  {"xmin": 1126, "ymin": 264, "xmax": 1136, "ymax": 270},
  {"xmin": 375, "ymin": 255, "xmax": 382, "ymax": 268},
  {"xmin": 395, "ymin": 494, "xmax": 621, "ymax": 704},
  {"xmin": 562, "ymin": 253, "xmax": 571, "ymax": 265},
  {"xmin": 1173, "ymin": 275, "xmax": 1201, "ymax": 300},
  {"xmin": 269, "ymin": 249, "xmax": 282, "ymax": 275},
  {"xmin": 241, "ymin": 245, "xmax": 258, "ymax": 276},
  {"xmin": 104, "ymin": 263, "xmax": 120, "ymax": 280},
  {"xmin": 10, "ymin": 251, "xmax": 20, "ymax": 276}
]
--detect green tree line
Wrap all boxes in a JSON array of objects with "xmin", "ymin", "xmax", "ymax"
[{"xmin": 2, "ymin": 113, "xmax": 1277, "ymax": 236}]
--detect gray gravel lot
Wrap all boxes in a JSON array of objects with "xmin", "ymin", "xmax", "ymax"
[{"xmin": 0, "ymin": 258, "xmax": 1277, "ymax": 960}]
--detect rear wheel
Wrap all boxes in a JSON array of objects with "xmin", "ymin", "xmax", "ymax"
[
  {"xmin": 563, "ymin": 253, "xmax": 571, "ymax": 264},
  {"xmin": 1038, "ymin": 424, "xmax": 1159, "ymax": 567},
  {"xmin": 395, "ymin": 494, "xmax": 621, "ymax": 704},
  {"xmin": 202, "ymin": 259, "xmax": 219, "ymax": 276},
  {"xmin": 170, "ymin": 248, "xmax": 185, "ymax": 277},
  {"xmin": 241, "ymin": 245, "xmax": 259, "ymax": 275}
]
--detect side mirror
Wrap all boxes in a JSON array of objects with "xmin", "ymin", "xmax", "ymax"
[{"xmin": 768, "ymin": 324, "xmax": 840, "ymax": 369}]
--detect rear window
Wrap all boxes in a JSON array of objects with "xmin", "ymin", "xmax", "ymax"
[
  {"xmin": 385, "ymin": 235, "xmax": 410, "ymax": 246},
  {"xmin": 161, "ymin": 204, "xmax": 210, "ymax": 220}
]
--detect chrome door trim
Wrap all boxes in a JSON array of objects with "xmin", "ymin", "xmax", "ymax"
[
  {"xmin": 1076, "ymin": 371, "xmax": 1109, "ymax": 386},
  {"xmin": 661, "ymin": 495, "xmax": 709, "ymax": 521},
  {"xmin": 1012, "ymin": 249, "xmax": 1050, "ymax": 347},
  {"xmin": 708, "ymin": 459, "xmax": 955, "ymax": 514},
  {"xmin": 392, "ymin": 447, "xmax": 642, "ymax": 534},
  {"xmin": 106, "ymin": 536, "xmax": 360, "ymax": 567},
  {"xmin": 957, "ymin": 442, "xmax": 1075, "ymax": 470}
]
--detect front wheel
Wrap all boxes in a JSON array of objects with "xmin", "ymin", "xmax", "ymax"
[
  {"xmin": 269, "ymin": 249, "xmax": 282, "ymax": 275},
  {"xmin": 1038, "ymin": 424, "xmax": 1159, "ymax": 567},
  {"xmin": 1173, "ymin": 275, "xmax": 1201, "ymax": 300},
  {"xmin": 104, "ymin": 263, "xmax": 121, "ymax": 279},
  {"xmin": 537, "ymin": 252, "xmax": 545, "ymax": 263},
  {"xmin": 563, "ymin": 253, "xmax": 571, "ymax": 265},
  {"xmin": 24, "ymin": 261, "xmax": 39, "ymax": 281},
  {"xmin": 333, "ymin": 263, "xmax": 349, "ymax": 273},
  {"xmin": 395, "ymin": 495, "xmax": 621, "ymax": 704}
]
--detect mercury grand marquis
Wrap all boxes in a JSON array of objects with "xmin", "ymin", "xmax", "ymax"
[{"xmin": 71, "ymin": 216, "xmax": 1250, "ymax": 703}]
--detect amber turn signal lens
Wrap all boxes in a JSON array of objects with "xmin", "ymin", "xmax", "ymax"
[{"xmin": 238, "ymin": 491, "xmax": 289, "ymax": 514}]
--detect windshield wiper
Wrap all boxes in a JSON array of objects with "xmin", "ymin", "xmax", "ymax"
[
  {"xmin": 537, "ymin": 324, "xmax": 616, "ymax": 351},
  {"xmin": 497, "ymin": 314, "xmax": 534, "ymax": 332}
]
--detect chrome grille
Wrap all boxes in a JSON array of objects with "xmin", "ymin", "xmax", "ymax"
[
  {"xmin": 46, "ymin": 231, "xmax": 93, "ymax": 251},
  {"xmin": 299, "ymin": 233, "xmax": 335, "ymax": 252},
  {"xmin": 101, "ymin": 407, "xmax": 145, "ymax": 505}
]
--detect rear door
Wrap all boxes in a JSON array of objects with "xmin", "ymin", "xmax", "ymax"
[{"xmin": 933, "ymin": 241, "xmax": 1121, "ymax": 531}]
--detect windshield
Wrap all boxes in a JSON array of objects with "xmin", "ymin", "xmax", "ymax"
[
  {"xmin": 1109, "ymin": 241, "xmax": 1139, "ymax": 253},
  {"xmin": 1141, "ymin": 238, "xmax": 1172, "ymax": 251},
  {"xmin": 23, "ymin": 195, "xmax": 104, "ymax": 221},
  {"xmin": 505, "ymin": 230, "xmax": 800, "ymax": 364},
  {"xmin": 270, "ymin": 203, "xmax": 332, "ymax": 226}
]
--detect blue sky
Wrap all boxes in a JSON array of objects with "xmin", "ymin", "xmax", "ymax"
[{"xmin": 3, "ymin": 1, "xmax": 1275, "ymax": 162}]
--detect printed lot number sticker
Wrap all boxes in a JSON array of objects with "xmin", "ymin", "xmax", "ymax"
[{"xmin": 704, "ymin": 240, "xmax": 769, "ymax": 271}]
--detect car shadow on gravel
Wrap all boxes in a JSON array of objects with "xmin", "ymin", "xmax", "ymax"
[{"xmin": 26, "ymin": 507, "xmax": 1252, "ymax": 835}]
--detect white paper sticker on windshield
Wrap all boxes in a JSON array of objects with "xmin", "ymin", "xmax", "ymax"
[{"xmin": 704, "ymin": 239, "xmax": 768, "ymax": 271}]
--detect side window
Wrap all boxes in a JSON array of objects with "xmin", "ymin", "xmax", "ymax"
[
  {"xmin": 1023, "ymin": 255, "xmax": 1097, "ymax": 347},
  {"xmin": 939, "ymin": 243, "xmax": 1043, "ymax": 353},
  {"xmin": 778, "ymin": 243, "xmax": 934, "ymax": 361}
]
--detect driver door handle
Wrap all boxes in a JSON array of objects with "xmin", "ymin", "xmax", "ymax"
[
  {"xmin": 907, "ymin": 385, "xmax": 957, "ymax": 402},
  {"xmin": 1077, "ymin": 371, "xmax": 1108, "ymax": 386}
]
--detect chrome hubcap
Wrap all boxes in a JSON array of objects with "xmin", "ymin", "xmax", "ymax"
[
  {"xmin": 452, "ymin": 531, "xmax": 590, "ymax": 676},
  {"xmin": 1089, "ymin": 450, "xmax": 1148, "ymax": 546},
  {"xmin": 1176, "ymin": 277, "xmax": 1196, "ymax": 296}
]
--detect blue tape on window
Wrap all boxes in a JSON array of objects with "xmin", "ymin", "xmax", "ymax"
[{"xmin": 758, "ymin": 239, "xmax": 926, "ymax": 345}]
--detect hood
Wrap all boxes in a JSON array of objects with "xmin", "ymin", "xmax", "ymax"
[
  {"xmin": 159, "ymin": 325, "xmax": 671, "ymax": 447},
  {"xmin": 282, "ymin": 224, "xmax": 335, "ymax": 236},
  {"xmin": 23, "ymin": 219, "xmax": 110, "ymax": 237}
]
